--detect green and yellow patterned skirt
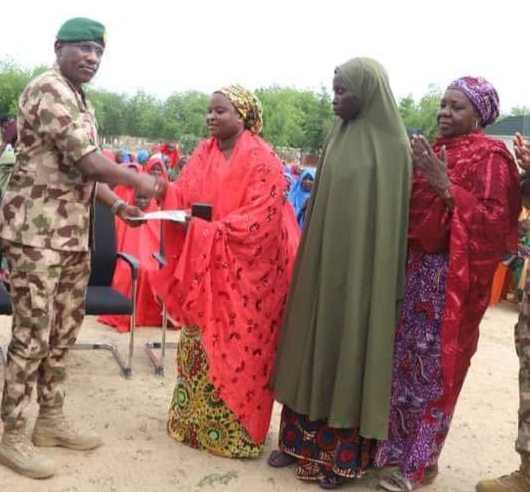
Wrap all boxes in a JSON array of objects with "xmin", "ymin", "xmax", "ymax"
[{"xmin": 167, "ymin": 326, "xmax": 264, "ymax": 458}]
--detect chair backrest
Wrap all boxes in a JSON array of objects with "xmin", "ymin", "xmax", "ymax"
[{"xmin": 88, "ymin": 201, "xmax": 117, "ymax": 287}]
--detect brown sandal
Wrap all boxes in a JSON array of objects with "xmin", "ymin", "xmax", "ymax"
[{"xmin": 267, "ymin": 450, "xmax": 296, "ymax": 468}]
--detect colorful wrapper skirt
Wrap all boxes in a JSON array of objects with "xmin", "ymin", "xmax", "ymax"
[{"xmin": 167, "ymin": 326, "xmax": 264, "ymax": 458}]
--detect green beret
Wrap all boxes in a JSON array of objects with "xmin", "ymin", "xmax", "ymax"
[{"xmin": 56, "ymin": 17, "xmax": 106, "ymax": 46}]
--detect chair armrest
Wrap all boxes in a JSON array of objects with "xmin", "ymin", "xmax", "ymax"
[
  {"xmin": 152, "ymin": 252, "xmax": 166, "ymax": 268},
  {"xmin": 117, "ymin": 252, "xmax": 140, "ymax": 281}
]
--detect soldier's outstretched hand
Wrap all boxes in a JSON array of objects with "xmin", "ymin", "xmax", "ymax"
[
  {"xmin": 135, "ymin": 174, "xmax": 166, "ymax": 200},
  {"xmin": 117, "ymin": 204, "xmax": 144, "ymax": 228}
]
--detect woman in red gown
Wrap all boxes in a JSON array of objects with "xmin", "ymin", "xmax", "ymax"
[
  {"xmin": 376, "ymin": 77, "xmax": 521, "ymax": 491},
  {"xmin": 152, "ymin": 85, "xmax": 298, "ymax": 458}
]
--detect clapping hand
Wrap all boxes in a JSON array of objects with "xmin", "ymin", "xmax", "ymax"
[
  {"xmin": 410, "ymin": 134, "xmax": 451, "ymax": 194},
  {"xmin": 514, "ymin": 133, "xmax": 530, "ymax": 172}
]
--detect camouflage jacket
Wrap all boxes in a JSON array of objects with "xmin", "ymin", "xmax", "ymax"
[{"xmin": 0, "ymin": 65, "xmax": 98, "ymax": 251}]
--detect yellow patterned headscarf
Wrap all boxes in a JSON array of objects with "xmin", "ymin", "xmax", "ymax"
[{"xmin": 217, "ymin": 85, "xmax": 263, "ymax": 135}]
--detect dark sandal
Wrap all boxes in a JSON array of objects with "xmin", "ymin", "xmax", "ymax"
[
  {"xmin": 318, "ymin": 476, "xmax": 345, "ymax": 490},
  {"xmin": 267, "ymin": 450, "xmax": 295, "ymax": 468},
  {"xmin": 423, "ymin": 464, "xmax": 438, "ymax": 485}
]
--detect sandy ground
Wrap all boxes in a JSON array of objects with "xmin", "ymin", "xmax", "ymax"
[{"xmin": 0, "ymin": 302, "xmax": 522, "ymax": 492}]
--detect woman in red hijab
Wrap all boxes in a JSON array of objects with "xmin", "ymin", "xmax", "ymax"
[
  {"xmin": 376, "ymin": 77, "xmax": 521, "ymax": 491},
  {"xmin": 152, "ymin": 85, "xmax": 298, "ymax": 459},
  {"xmin": 160, "ymin": 142, "xmax": 180, "ymax": 170},
  {"xmin": 98, "ymin": 164, "xmax": 163, "ymax": 332},
  {"xmin": 145, "ymin": 156, "xmax": 169, "ymax": 182}
]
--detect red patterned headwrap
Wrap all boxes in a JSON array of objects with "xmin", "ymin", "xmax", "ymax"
[{"xmin": 447, "ymin": 76, "xmax": 500, "ymax": 127}]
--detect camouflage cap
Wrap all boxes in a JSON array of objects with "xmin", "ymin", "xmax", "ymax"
[{"xmin": 56, "ymin": 17, "xmax": 106, "ymax": 47}]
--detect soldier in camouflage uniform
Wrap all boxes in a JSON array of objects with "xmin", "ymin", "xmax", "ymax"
[
  {"xmin": 476, "ymin": 134, "xmax": 530, "ymax": 492},
  {"xmin": 0, "ymin": 18, "xmax": 164, "ymax": 479}
]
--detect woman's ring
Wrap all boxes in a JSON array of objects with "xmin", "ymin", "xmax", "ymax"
[{"xmin": 422, "ymin": 150, "xmax": 429, "ymax": 157}]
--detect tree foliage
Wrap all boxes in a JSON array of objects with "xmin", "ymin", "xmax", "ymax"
[
  {"xmin": 0, "ymin": 59, "xmax": 47, "ymax": 115},
  {"xmin": 0, "ymin": 59, "xmax": 336, "ymax": 152},
  {"xmin": 510, "ymin": 106, "xmax": 530, "ymax": 116},
  {"xmin": 3, "ymin": 59, "xmax": 523, "ymax": 153},
  {"xmin": 398, "ymin": 84, "xmax": 442, "ymax": 142}
]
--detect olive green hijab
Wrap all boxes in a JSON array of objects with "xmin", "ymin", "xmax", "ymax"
[{"xmin": 272, "ymin": 58, "xmax": 411, "ymax": 439}]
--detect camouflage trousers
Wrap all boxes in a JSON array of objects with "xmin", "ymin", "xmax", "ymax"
[
  {"xmin": 516, "ymin": 292, "xmax": 530, "ymax": 458},
  {"xmin": 1, "ymin": 242, "xmax": 90, "ymax": 430}
]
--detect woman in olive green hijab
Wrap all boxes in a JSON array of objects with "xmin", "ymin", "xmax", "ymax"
[{"xmin": 269, "ymin": 57, "xmax": 412, "ymax": 489}]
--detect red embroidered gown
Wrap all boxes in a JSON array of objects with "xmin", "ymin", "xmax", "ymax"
[{"xmin": 152, "ymin": 130, "xmax": 298, "ymax": 456}]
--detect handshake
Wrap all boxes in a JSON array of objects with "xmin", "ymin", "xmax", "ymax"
[{"xmin": 133, "ymin": 173, "xmax": 166, "ymax": 200}]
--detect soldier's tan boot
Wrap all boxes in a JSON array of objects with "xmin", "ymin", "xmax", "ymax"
[
  {"xmin": 475, "ymin": 460, "xmax": 530, "ymax": 492},
  {"xmin": 32, "ymin": 406, "xmax": 102, "ymax": 451},
  {"xmin": 0, "ymin": 427, "xmax": 56, "ymax": 479}
]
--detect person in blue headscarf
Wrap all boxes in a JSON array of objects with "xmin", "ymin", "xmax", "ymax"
[
  {"xmin": 115, "ymin": 149, "xmax": 130, "ymax": 164},
  {"xmin": 136, "ymin": 149, "xmax": 149, "ymax": 165},
  {"xmin": 288, "ymin": 168, "xmax": 316, "ymax": 228}
]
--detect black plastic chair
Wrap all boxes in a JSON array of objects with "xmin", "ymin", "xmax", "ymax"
[
  {"xmin": 73, "ymin": 201, "xmax": 139, "ymax": 378},
  {"xmin": 145, "ymin": 221, "xmax": 177, "ymax": 376}
]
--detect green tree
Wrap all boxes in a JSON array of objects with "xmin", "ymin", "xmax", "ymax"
[
  {"xmin": 257, "ymin": 86, "xmax": 304, "ymax": 148},
  {"xmin": 164, "ymin": 91, "xmax": 209, "ymax": 142},
  {"xmin": 87, "ymin": 90, "xmax": 129, "ymax": 140},
  {"xmin": 5, "ymin": 58, "xmax": 486, "ymax": 152},
  {"xmin": 398, "ymin": 84, "xmax": 441, "ymax": 142},
  {"xmin": 0, "ymin": 59, "xmax": 47, "ymax": 115},
  {"xmin": 298, "ymin": 87, "xmax": 334, "ymax": 152},
  {"xmin": 511, "ymin": 106, "xmax": 530, "ymax": 116},
  {"xmin": 121, "ymin": 91, "xmax": 159, "ymax": 137}
]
